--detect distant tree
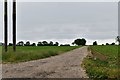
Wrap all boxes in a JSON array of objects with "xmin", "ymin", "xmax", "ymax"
[
  {"xmin": 31, "ymin": 43, "xmax": 36, "ymax": 46},
  {"xmin": 102, "ymin": 44, "xmax": 104, "ymax": 46},
  {"xmin": 49, "ymin": 41, "xmax": 54, "ymax": 46},
  {"xmin": 73, "ymin": 39, "xmax": 81, "ymax": 46},
  {"xmin": 72, "ymin": 42, "xmax": 75, "ymax": 45},
  {"xmin": 111, "ymin": 43, "xmax": 115, "ymax": 45},
  {"xmin": 42, "ymin": 41, "xmax": 48, "ymax": 46},
  {"xmin": 93, "ymin": 41, "xmax": 97, "ymax": 45},
  {"xmin": 9, "ymin": 43, "xmax": 13, "ymax": 46},
  {"xmin": 116, "ymin": 36, "xmax": 120, "ymax": 45},
  {"xmin": 60, "ymin": 44, "xmax": 70, "ymax": 46},
  {"xmin": 37, "ymin": 42, "xmax": 43, "ymax": 46},
  {"xmin": 17, "ymin": 41, "xmax": 24, "ymax": 46},
  {"xmin": 25, "ymin": 41, "xmax": 30, "ymax": 46},
  {"xmin": 54, "ymin": 42, "xmax": 59, "ymax": 46},
  {"xmin": 73, "ymin": 38, "xmax": 86, "ymax": 46},
  {"xmin": 81, "ymin": 38, "xmax": 86, "ymax": 45},
  {"xmin": 106, "ymin": 43, "xmax": 109, "ymax": 45}
]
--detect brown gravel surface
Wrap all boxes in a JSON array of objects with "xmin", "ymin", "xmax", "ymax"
[{"xmin": 2, "ymin": 46, "xmax": 89, "ymax": 78}]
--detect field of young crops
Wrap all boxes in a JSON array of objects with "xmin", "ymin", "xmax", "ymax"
[
  {"xmin": 82, "ymin": 45, "xmax": 119, "ymax": 79},
  {"xmin": 2, "ymin": 46, "xmax": 79, "ymax": 63}
]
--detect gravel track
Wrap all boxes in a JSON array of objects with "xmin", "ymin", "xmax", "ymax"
[{"xmin": 2, "ymin": 46, "xmax": 89, "ymax": 78}]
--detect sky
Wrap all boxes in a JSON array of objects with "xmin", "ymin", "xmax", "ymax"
[{"xmin": 0, "ymin": 1, "xmax": 118, "ymax": 45}]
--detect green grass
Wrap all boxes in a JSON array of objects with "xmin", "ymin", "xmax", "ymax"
[
  {"xmin": 82, "ymin": 45, "xmax": 119, "ymax": 79},
  {"xmin": 2, "ymin": 46, "xmax": 80, "ymax": 63}
]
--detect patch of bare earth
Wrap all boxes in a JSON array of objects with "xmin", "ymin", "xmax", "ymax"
[{"xmin": 2, "ymin": 46, "xmax": 89, "ymax": 78}]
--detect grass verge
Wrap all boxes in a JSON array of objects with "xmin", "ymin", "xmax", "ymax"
[
  {"xmin": 82, "ymin": 45, "xmax": 119, "ymax": 79},
  {"xmin": 2, "ymin": 46, "xmax": 80, "ymax": 63}
]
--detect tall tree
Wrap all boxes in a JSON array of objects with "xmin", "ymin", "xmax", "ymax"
[
  {"xmin": 13, "ymin": 0, "xmax": 16, "ymax": 51},
  {"xmin": 73, "ymin": 38, "xmax": 86, "ymax": 46},
  {"xmin": 4, "ymin": 0, "xmax": 8, "ymax": 52},
  {"xmin": 93, "ymin": 41, "xmax": 97, "ymax": 45},
  {"xmin": 81, "ymin": 38, "xmax": 86, "ymax": 45}
]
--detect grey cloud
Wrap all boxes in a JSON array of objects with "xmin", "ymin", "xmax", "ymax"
[{"xmin": 0, "ymin": 2, "xmax": 118, "ymax": 44}]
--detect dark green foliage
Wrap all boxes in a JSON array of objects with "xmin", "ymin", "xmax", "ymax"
[
  {"xmin": 73, "ymin": 38, "xmax": 86, "ymax": 46},
  {"xmin": 24, "ymin": 41, "xmax": 30, "ymax": 46},
  {"xmin": 31, "ymin": 43, "xmax": 36, "ymax": 46},
  {"xmin": 111, "ymin": 43, "xmax": 115, "ymax": 45},
  {"xmin": 37, "ymin": 41, "xmax": 59, "ymax": 46},
  {"xmin": 49, "ymin": 41, "xmax": 54, "ymax": 46},
  {"xmin": 60, "ymin": 44, "xmax": 70, "ymax": 46},
  {"xmin": 54, "ymin": 42, "xmax": 59, "ymax": 46},
  {"xmin": 42, "ymin": 41, "xmax": 48, "ymax": 46},
  {"xmin": 93, "ymin": 41, "xmax": 97, "ymax": 45},
  {"xmin": 102, "ymin": 44, "xmax": 104, "ymax": 46},
  {"xmin": 17, "ymin": 41, "xmax": 24, "ymax": 46},
  {"xmin": 106, "ymin": 43, "xmax": 109, "ymax": 45},
  {"xmin": 37, "ymin": 42, "xmax": 43, "ymax": 46},
  {"xmin": 9, "ymin": 43, "xmax": 13, "ymax": 46}
]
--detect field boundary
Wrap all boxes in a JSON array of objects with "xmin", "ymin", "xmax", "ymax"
[
  {"xmin": 82, "ymin": 46, "xmax": 119, "ymax": 79},
  {"xmin": 87, "ymin": 46, "xmax": 108, "ymax": 61}
]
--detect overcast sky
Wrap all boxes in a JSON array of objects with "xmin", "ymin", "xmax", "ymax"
[{"xmin": 0, "ymin": 1, "xmax": 118, "ymax": 45}]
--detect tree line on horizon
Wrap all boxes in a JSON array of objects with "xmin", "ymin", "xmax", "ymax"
[{"xmin": 0, "ymin": 36, "xmax": 120, "ymax": 46}]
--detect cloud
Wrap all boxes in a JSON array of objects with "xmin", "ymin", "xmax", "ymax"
[{"xmin": 0, "ymin": 2, "xmax": 118, "ymax": 45}]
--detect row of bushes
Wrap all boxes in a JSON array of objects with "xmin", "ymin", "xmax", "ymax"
[{"xmin": 7, "ymin": 41, "xmax": 70, "ymax": 46}]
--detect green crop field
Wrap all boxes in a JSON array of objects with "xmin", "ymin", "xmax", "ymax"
[
  {"xmin": 82, "ymin": 45, "xmax": 119, "ymax": 79},
  {"xmin": 2, "ymin": 46, "xmax": 79, "ymax": 63}
]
